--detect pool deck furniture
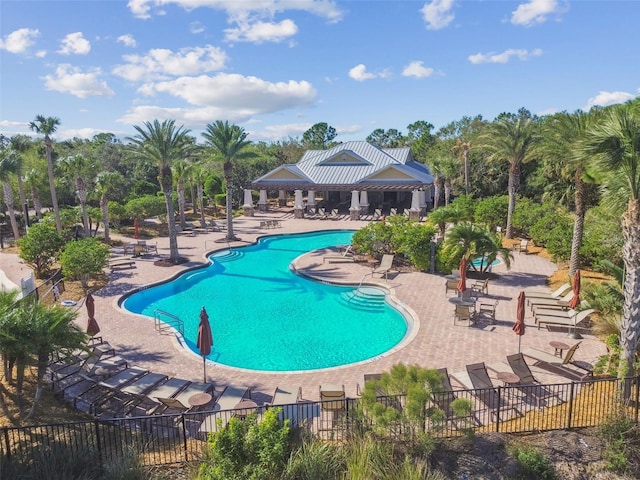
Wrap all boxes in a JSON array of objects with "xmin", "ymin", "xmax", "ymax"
[
  {"xmin": 536, "ymin": 309, "xmax": 595, "ymax": 330},
  {"xmin": 108, "ymin": 259, "xmax": 136, "ymax": 271},
  {"xmin": 323, "ymin": 245, "xmax": 354, "ymax": 263},
  {"xmin": 372, "ymin": 254, "xmax": 395, "ymax": 280},
  {"xmin": 271, "ymin": 386, "xmax": 303, "ymax": 427},
  {"xmin": 526, "ymin": 283, "xmax": 572, "ymax": 301},
  {"xmin": 199, "ymin": 386, "xmax": 251, "ymax": 433},
  {"xmin": 513, "ymin": 239, "xmax": 529, "ymax": 253},
  {"xmin": 522, "ymin": 342, "xmax": 593, "ymax": 381}
]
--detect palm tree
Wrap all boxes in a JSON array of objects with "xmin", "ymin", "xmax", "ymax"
[
  {"xmin": 202, "ymin": 120, "xmax": 253, "ymax": 241},
  {"xmin": 190, "ymin": 163, "xmax": 210, "ymax": 225},
  {"xmin": 480, "ymin": 114, "xmax": 538, "ymax": 239},
  {"xmin": 29, "ymin": 115, "xmax": 62, "ymax": 230},
  {"xmin": 127, "ymin": 119, "xmax": 193, "ymax": 262},
  {"xmin": 9, "ymin": 134, "xmax": 31, "ymax": 210},
  {"xmin": 452, "ymin": 139, "xmax": 472, "ymax": 196},
  {"xmin": 23, "ymin": 168, "xmax": 45, "ymax": 221},
  {"xmin": 59, "ymin": 154, "xmax": 92, "ymax": 233},
  {"xmin": 172, "ymin": 159, "xmax": 193, "ymax": 229},
  {"xmin": 539, "ymin": 111, "xmax": 596, "ymax": 276},
  {"xmin": 580, "ymin": 101, "xmax": 640, "ymax": 389},
  {"xmin": 95, "ymin": 171, "xmax": 124, "ymax": 244},
  {"xmin": 0, "ymin": 140, "xmax": 20, "ymax": 239}
]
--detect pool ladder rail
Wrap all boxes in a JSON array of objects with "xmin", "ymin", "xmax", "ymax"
[{"xmin": 153, "ymin": 309, "xmax": 185, "ymax": 337}]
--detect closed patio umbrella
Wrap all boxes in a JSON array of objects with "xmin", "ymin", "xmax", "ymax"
[
  {"xmin": 197, "ymin": 306, "xmax": 213, "ymax": 383},
  {"xmin": 133, "ymin": 218, "xmax": 140, "ymax": 240},
  {"xmin": 513, "ymin": 291, "xmax": 526, "ymax": 352},
  {"xmin": 85, "ymin": 292, "xmax": 100, "ymax": 337},
  {"xmin": 457, "ymin": 257, "xmax": 467, "ymax": 295},
  {"xmin": 568, "ymin": 270, "xmax": 582, "ymax": 339}
]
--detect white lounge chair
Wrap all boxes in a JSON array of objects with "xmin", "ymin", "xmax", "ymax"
[
  {"xmin": 526, "ymin": 283, "xmax": 572, "ymax": 301},
  {"xmin": 323, "ymin": 246, "xmax": 354, "ymax": 263},
  {"xmin": 199, "ymin": 385, "xmax": 251, "ymax": 433},
  {"xmin": 271, "ymin": 386, "xmax": 303, "ymax": 427},
  {"xmin": 372, "ymin": 254, "xmax": 395, "ymax": 280},
  {"xmin": 535, "ymin": 309, "xmax": 595, "ymax": 330}
]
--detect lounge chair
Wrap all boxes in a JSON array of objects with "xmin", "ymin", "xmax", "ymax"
[
  {"xmin": 323, "ymin": 245, "xmax": 354, "ymax": 263},
  {"xmin": 329, "ymin": 208, "xmax": 340, "ymax": 220},
  {"xmin": 522, "ymin": 342, "xmax": 593, "ymax": 381},
  {"xmin": 431, "ymin": 368, "xmax": 460, "ymax": 422},
  {"xmin": 271, "ymin": 385, "xmax": 303, "ymax": 427},
  {"xmin": 526, "ymin": 283, "xmax": 572, "ymax": 301},
  {"xmin": 466, "ymin": 362, "xmax": 519, "ymax": 419},
  {"xmin": 99, "ymin": 372, "xmax": 169, "ymax": 416},
  {"xmin": 319, "ymin": 384, "xmax": 346, "ymax": 410},
  {"xmin": 51, "ymin": 354, "xmax": 128, "ymax": 394},
  {"xmin": 208, "ymin": 219, "xmax": 224, "ymax": 231},
  {"xmin": 528, "ymin": 291, "xmax": 574, "ymax": 312},
  {"xmin": 132, "ymin": 377, "xmax": 191, "ymax": 415},
  {"xmin": 72, "ymin": 366, "xmax": 149, "ymax": 414},
  {"xmin": 506, "ymin": 353, "xmax": 562, "ymax": 407},
  {"xmin": 356, "ymin": 373, "xmax": 383, "ymax": 396},
  {"xmin": 372, "ymin": 254, "xmax": 395, "ymax": 280},
  {"xmin": 513, "ymin": 239, "xmax": 529, "ymax": 253},
  {"xmin": 372, "ymin": 208, "xmax": 382, "ymax": 221},
  {"xmin": 199, "ymin": 385, "xmax": 251, "ymax": 434},
  {"xmin": 535, "ymin": 308, "xmax": 595, "ymax": 330},
  {"xmin": 477, "ymin": 300, "xmax": 498, "ymax": 324}
]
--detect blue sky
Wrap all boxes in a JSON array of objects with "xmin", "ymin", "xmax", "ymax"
[{"xmin": 1, "ymin": 0, "xmax": 638, "ymax": 143}]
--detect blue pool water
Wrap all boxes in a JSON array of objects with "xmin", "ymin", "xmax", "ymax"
[
  {"xmin": 471, "ymin": 257, "xmax": 500, "ymax": 268},
  {"xmin": 123, "ymin": 230, "xmax": 408, "ymax": 371}
]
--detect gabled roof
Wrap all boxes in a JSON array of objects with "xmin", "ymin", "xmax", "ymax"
[{"xmin": 252, "ymin": 141, "xmax": 433, "ymax": 191}]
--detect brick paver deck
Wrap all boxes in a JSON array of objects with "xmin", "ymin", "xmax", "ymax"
[{"xmin": 0, "ymin": 211, "xmax": 606, "ymax": 403}]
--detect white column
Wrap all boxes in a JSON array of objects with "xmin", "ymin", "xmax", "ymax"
[
  {"xmin": 350, "ymin": 190, "xmax": 360, "ymax": 210},
  {"xmin": 419, "ymin": 190, "xmax": 426, "ymax": 209},
  {"xmin": 307, "ymin": 190, "xmax": 316, "ymax": 206},
  {"xmin": 243, "ymin": 189, "xmax": 253, "ymax": 208},
  {"xmin": 294, "ymin": 190, "xmax": 304, "ymax": 209},
  {"xmin": 359, "ymin": 191, "xmax": 369, "ymax": 209},
  {"xmin": 258, "ymin": 189, "xmax": 267, "ymax": 205},
  {"xmin": 410, "ymin": 190, "xmax": 420, "ymax": 211}
]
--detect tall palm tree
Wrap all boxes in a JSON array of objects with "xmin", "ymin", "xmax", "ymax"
[
  {"xmin": 59, "ymin": 154, "xmax": 92, "ymax": 233},
  {"xmin": 9, "ymin": 134, "xmax": 31, "ymax": 210},
  {"xmin": 539, "ymin": 111, "xmax": 596, "ymax": 276},
  {"xmin": 190, "ymin": 163, "xmax": 210, "ymax": 225},
  {"xmin": 452, "ymin": 139, "xmax": 472, "ymax": 196},
  {"xmin": 0, "ymin": 141, "xmax": 20, "ymax": 239},
  {"xmin": 23, "ymin": 168, "xmax": 45, "ymax": 221},
  {"xmin": 480, "ymin": 114, "xmax": 538, "ymax": 239},
  {"xmin": 172, "ymin": 159, "xmax": 193, "ymax": 229},
  {"xmin": 202, "ymin": 120, "xmax": 253, "ymax": 241},
  {"xmin": 95, "ymin": 171, "xmax": 124, "ymax": 244},
  {"xmin": 127, "ymin": 119, "xmax": 193, "ymax": 262},
  {"xmin": 580, "ymin": 101, "xmax": 640, "ymax": 389},
  {"xmin": 29, "ymin": 115, "xmax": 62, "ymax": 230}
]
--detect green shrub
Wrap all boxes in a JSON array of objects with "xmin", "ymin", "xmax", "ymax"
[
  {"xmin": 283, "ymin": 438, "xmax": 343, "ymax": 480},
  {"xmin": 473, "ymin": 195, "xmax": 509, "ymax": 230},
  {"xmin": 580, "ymin": 204, "xmax": 624, "ymax": 268},
  {"xmin": 60, "ymin": 237, "xmax": 111, "ymax": 290},
  {"xmin": 598, "ymin": 410, "xmax": 639, "ymax": 474},
  {"xmin": 199, "ymin": 408, "xmax": 291, "ymax": 480},
  {"xmin": 507, "ymin": 443, "xmax": 555, "ymax": 479},
  {"xmin": 18, "ymin": 221, "xmax": 65, "ymax": 278}
]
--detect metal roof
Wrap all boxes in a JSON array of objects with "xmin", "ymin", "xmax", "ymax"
[{"xmin": 252, "ymin": 141, "xmax": 433, "ymax": 191}]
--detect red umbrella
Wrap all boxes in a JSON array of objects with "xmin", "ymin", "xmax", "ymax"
[
  {"xmin": 457, "ymin": 257, "xmax": 467, "ymax": 294},
  {"xmin": 513, "ymin": 291, "xmax": 526, "ymax": 352},
  {"xmin": 197, "ymin": 306, "xmax": 213, "ymax": 383},
  {"xmin": 133, "ymin": 218, "xmax": 140, "ymax": 240},
  {"xmin": 85, "ymin": 292, "xmax": 100, "ymax": 337},
  {"xmin": 569, "ymin": 270, "xmax": 581, "ymax": 309},
  {"xmin": 568, "ymin": 270, "xmax": 582, "ymax": 338}
]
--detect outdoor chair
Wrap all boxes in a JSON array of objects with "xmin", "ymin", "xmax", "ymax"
[
  {"xmin": 271, "ymin": 385, "xmax": 303, "ymax": 427},
  {"xmin": 323, "ymin": 245, "xmax": 355, "ymax": 263},
  {"xmin": 372, "ymin": 254, "xmax": 395, "ymax": 280},
  {"xmin": 466, "ymin": 362, "xmax": 519, "ymax": 419},
  {"xmin": 470, "ymin": 278, "xmax": 489, "ymax": 297},
  {"xmin": 513, "ymin": 239, "xmax": 529, "ymax": 253},
  {"xmin": 199, "ymin": 386, "xmax": 251, "ymax": 434},
  {"xmin": 506, "ymin": 353, "xmax": 562, "ymax": 408},
  {"xmin": 522, "ymin": 342, "xmax": 593, "ymax": 381},
  {"xmin": 454, "ymin": 304, "xmax": 475, "ymax": 326},
  {"xmin": 477, "ymin": 300, "xmax": 498, "ymax": 324},
  {"xmin": 208, "ymin": 219, "xmax": 223, "ymax": 231},
  {"xmin": 526, "ymin": 283, "xmax": 572, "ymax": 301},
  {"xmin": 528, "ymin": 291, "xmax": 574, "ymax": 313},
  {"xmin": 431, "ymin": 368, "xmax": 462, "ymax": 423},
  {"xmin": 445, "ymin": 279, "xmax": 460, "ymax": 295},
  {"xmin": 535, "ymin": 308, "xmax": 595, "ymax": 330},
  {"xmin": 356, "ymin": 373, "xmax": 383, "ymax": 396}
]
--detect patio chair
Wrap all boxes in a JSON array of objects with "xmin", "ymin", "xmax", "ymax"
[
  {"xmin": 271, "ymin": 385, "xmax": 303, "ymax": 427},
  {"xmin": 356, "ymin": 373, "xmax": 383, "ymax": 396},
  {"xmin": 99, "ymin": 372, "xmax": 169, "ymax": 416},
  {"xmin": 522, "ymin": 342, "xmax": 593, "ymax": 381},
  {"xmin": 445, "ymin": 278, "xmax": 459, "ymax": 295},
  {"xmin": 208, "ymin": 219, "xmax": 224, "ymax": 231},
  {"xmin": 431, "ymin": 368, "xmax": 459, "ymax": 421},
  {"xmin": 372, "ymin": 254, "xmax": 395, "ymax": 280},
  {"xmin": 454, "ymin": 304, "xmax": 475, "ymax": 326},
  {"xmin": 470, "ymin": 278, "xmax": 489, "ymax": 297},
  {"xmin": 535, "ymin": 308, "xmax": 595, "ymax": 330},
  {"xmin": 323, "ymin": 245, "xmax": 355, "ymax": 263},
  {"xmin": 131, "ymin": 377, "xmax": 191, "ymax": 415},
  {"xmin": 71, "ymin": 366, "xmax": 149, "ymax": 414},
  {"xmin": 526, "ymin": 283, "xmax": 572, "ymax": 301},
  {"xmin": 466, "ymin": 362, "xmax": 519, "ymax": 419},
  {"xmin": 477, "ymin": 300, "xmax": 498, "ymax": 324},
  {"xmin": 506, "ymin": 353, "xmax": 562, "ymax": 408},
  {"xmin": 329, "ymin": 209, "xmax": 340, "ymax": 220},
  {"xmin": 199, "ymin": 386, "xmax": 251, "ymax": 434},
  {"xmin": 513, "ymin": 239, "xmax": 529, "ymax": 253},
  {"xmin": 528, "ymin": 291, "xmax": 574, "ymax": 313}
]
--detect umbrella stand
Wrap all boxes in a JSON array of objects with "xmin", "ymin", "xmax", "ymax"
[
  {"xmin": 568, "ymin": 311, "xmax": 583, "ymax": 340},
  {"xmin": 202, "ymin": 355, "xmax": 207, "ymax": 383}
]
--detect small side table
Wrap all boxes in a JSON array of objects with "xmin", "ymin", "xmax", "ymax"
[
  {"xmin": 234, "ymin": 399, "xmax": 258, "ymax": 419},
  {"xmin": 188, "ymin": 392, "xmax": 212, "ymax": 409},
  {"xmin": 496, "ymin": 372, "xmax": 520, "ymax": 386},
  {"xmin": 549, "ymin": 341, "xmax": 570, "ymax": 358}
]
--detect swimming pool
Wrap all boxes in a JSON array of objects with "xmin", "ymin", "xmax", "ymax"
[{"xmin": 122, "ymin": 230, "xmax": 409, "ymax": 372}]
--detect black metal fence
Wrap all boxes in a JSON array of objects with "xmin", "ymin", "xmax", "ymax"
[{"xmin": 2, "ymin": 375, "xmax": 639, "ymax": 468}]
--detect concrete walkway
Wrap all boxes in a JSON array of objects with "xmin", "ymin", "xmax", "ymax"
[{"xmin": 0, "ymin": 211, "xmax": 606, "ymax": 404}]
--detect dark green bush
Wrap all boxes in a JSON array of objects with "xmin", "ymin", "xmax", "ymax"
[{"xmin": 473, "ymin": 195, "xmax": 509, "ymax": 230}]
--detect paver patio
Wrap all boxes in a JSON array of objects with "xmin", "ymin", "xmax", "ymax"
[{"xmin": 0, "ymin": 211, "xmax": 606, "ymax": 404}]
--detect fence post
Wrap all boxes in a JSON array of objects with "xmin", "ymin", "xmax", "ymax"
[
  {"xmin": 635, "ymin": 375, "xmax": 640, "ymax": 425},
  {"xmin": 2, "ymin": 427, "xmax": 11, "ymax": 461},
  {"xmin": 567, "ymin": 382, "xmax": 575, "ymax": 429},
  {"xmin": 181, "ymin": 414, "xmax": 189, "ymax": 462},
  {"xmin": 496, "ymin": 386, "xmax": 502, "ymax": 433},
  {"xmin": 94, "ymin": 420, "xmax": 103, "ymax": 470}
]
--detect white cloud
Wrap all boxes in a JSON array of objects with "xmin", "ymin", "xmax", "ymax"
[
  {"xmin": 225, "ymin": 19, "xmax": 298, "ymax": 43},
  {"xmin": 58, "ymin": 32, "xmax": 91, "ymax": 55},
  {"xmin": 117, "ymin": 34, "xmax": 137, "ymax": 47},
  {"xmin": 118, "ymin": 105, "xmax": 248, "ymax": 128},
  {"xmin": 190, "ymin": 21, "xmax": 205, "ymax": 34},
  {"xmin": 421, "ymin": 0, "xmax": 454, "ymax": 30},
  {"xmin": 584, "ymin": 90, "xmax": 636, "ymax": 110},
  {"xmin": 402, "ymin": 61, "xmax": 435, "ymax": 78},
  {"xmin": 511, "ymin": 0, "xmax": 564, "ymax": 27},
  {"xmin": 0, "ymin": 28, "xmax": 40, "ymax": 54},
  {"xmin": 35, "ymin": 50, "xmax": 47, "ymax": 58},
  {"xmin": 468, "ymin": 48, "xmax": 542, "ymax": 64},
  {"xmin": 127, "ymin": 0, "xmax": 344, "ymax": 22},
  {"xmin": 112, "ymin": 45, "xmax": 228, "ymax": 81},
  {"xmin": 138, "ymin": 73, "xmax": 316, "ymax": 112},
  {"xmin": 348, "ymin": 64, "xmax": 390, "ymax": 82},
  {"xmin": 43, "ymin": 64, "xmax": 115, "ymax": 98}
]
